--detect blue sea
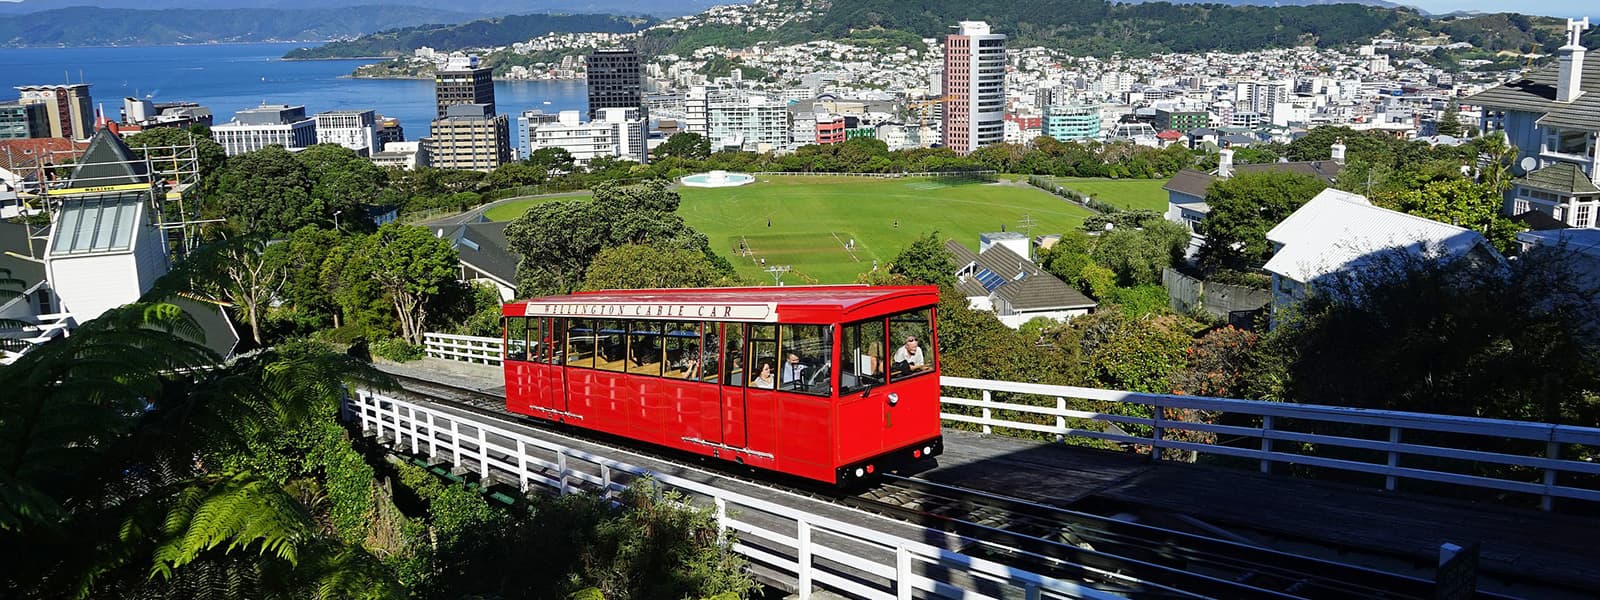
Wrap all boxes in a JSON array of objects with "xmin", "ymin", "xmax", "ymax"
[{"xmin": 0, "ymin": 43, "xmax": 588, "ymax": 150}]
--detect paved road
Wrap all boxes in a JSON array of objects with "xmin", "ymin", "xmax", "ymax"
[{"xmin": 418, "ymin": 191, "xmax": 591, "ymax": 228}]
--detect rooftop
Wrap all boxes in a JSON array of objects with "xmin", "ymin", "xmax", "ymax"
[
  {"xmin": 1264, "ymin": 189, "xmax": 1490, "ymax": 284},
  {"xmin": 1466, "ymin": 57, "xmax": 1600, "ymax": 131}
]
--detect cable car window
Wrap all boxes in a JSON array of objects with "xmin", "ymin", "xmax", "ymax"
[
  {"xmin": 527, "ymin": 317, "xmax": 544, "ymax": 363},
  {"xmin": 662, "ymin": 322, "xmax": 700, "ymax": 379},
  {"xmin": 779, "ymin": 324, "xmax": 833, "ymax": 396},
  {"xmin": 505, "ymin": 316, "xmax": 528, "ymax": 361},
  {"xmin": 722, "ymin": 323, "xmax": 745, "ymax": 386},
  {"xmin": 888, "ymin": 308, "xmax": 935, "ymax": 382},
  {"xmin": 545, "ymin": 318, "xmax": 565, "ymax": 364},
  {"xmin": 595, "ymin": 319, "xmax": 627, "ymax": 372},
  {"xmin": 565, "ymin": 318, "xmax": 597, "ymax": 369},
  {"xmin": 627, "ymin": 320, "xmax": 663, "ymax": 376},
  {"xmin": 698, "ymin": 324, "xmax": 721, "ymax": 383},
  {"xmin": 746, "ymin": 324, "xmax": 778, "ymax": 390},
  {"xmin": 839, "ymin": 318, "xmax": 886, "ymax": 395}
]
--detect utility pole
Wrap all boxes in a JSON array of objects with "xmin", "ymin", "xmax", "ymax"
[{"xmin": 764, "ymin": 265, "xmax": 790, "ymax": 286}]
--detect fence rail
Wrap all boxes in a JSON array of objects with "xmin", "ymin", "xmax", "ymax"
[
  {"xmin": 419, "ymin": 333, "xmax": 1600, "ymax": 511},
  {"xmin": 423, "ymin": 332, "xmax": 502, "ymax": 365},
  {"xmin": 347, "ymin": 389, "xmax": 1119, "ymax": 600}
]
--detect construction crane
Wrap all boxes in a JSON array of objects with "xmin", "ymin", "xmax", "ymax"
[{"xmin": 906, "ymin": 95, "xmax": 951, "ymax": 128}]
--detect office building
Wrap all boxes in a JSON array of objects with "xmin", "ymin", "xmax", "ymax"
[
  {"xmin": 586, "ymin": 48, "xmax": 645, "ymax": 121},
  {"xmin": 314, "ymin": 110, "xmax": 379, "ymax": 156},
  {"xmin": 376, "ymin": 116, "xmax": 405, "ymax": 147},
  {"xmin": 1154, "ymin": 109, "xmax": 1207, "ymax": 133},
  {"xmin": 0, "ymin": 101, "xmax": 49, "ymax": 140},
  {"xmin": 707, "ymin": 95, "xmax": 790, "ymax": 152},
  {"xmin": 815, "ymin": 114, "xmax": 846, "ymax": 145},
  {"xmin": 435, "ymin": 55, "xmax": 495, "ymax": 119},
  {"xmin": 525, "ymin": 108, "xmax": 647, "ymax": 165},
  {"xmin": 517, "ymin": 109, "xmax": 560, "ymax": 159},
  {"xmin": 429, "ymin": 103, "xmax": 511, "ymax": 172},
  {"xmin": 942, "ymin": 21, "xmax": 1005, "ymax": 154},
  {"xmin": 210, "ymin": 104, "xmax": 317, "ymax": 156},
  {"xmin": 16, "ymin": 84, "xmax": 94, "ymax": 140},
  {"xmin": 371, "ymin": 140, "xmax": 429, "ymax": 170},
  {"xmin": 119, "ymin": 98, "xmax": 212, "ymax": 131},
  {"xmin": 1042, "ymin": 105, "xmax": 1101, "ymax": 142}
]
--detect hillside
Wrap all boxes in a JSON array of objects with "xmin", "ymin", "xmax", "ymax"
[
  {"xmin": 284, "ymin": 13, "xmax": 657, "ymax": 59},
  {"xmin": 0, "ymin": 0, "xmax": 717, "ymax": 18},
  {"xmin": 0, "ymin": 5, "xmax": 475, "ymax": 47}
]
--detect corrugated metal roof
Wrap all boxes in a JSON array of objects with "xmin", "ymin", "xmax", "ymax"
[{"xmin": 1264, "ymin": 189, "xmax": 1490, "ymax": 284}]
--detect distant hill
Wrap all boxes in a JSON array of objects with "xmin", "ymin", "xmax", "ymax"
[
  {"xmin": 283, "ymin": 13, "xmax": 657, "ymax": 59},
  {"xmin": 0, "ymin": 0, "xmax": 721, "ymax": 18},
  {"xmin": 0, "ymin": 5, "xmax": 476, "ymax": 47},
  {"xmin": 1115, "ymin": 0, "xmax": 1404, "ymax": 7}
]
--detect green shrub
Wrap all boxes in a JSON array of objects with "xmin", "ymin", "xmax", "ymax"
[{"xmin": 372, "ymin": 337, "xmax": 424, "ymax": 362}]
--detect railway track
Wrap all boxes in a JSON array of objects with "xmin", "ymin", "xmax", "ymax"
[{"xmin": 372, "ymin": 372, "xmax": 1509, "ymax": 600}]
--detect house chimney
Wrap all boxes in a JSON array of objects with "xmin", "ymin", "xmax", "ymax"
[
  {"xmin": 1557, "ymin": 17, "xmax": 1590, "ymax": 104},
  {"xmin": 1331, "ymin": 139, "xmax": 1346, "ymax": 165},
  {"xmin": 1218, "ymin": 148, "xmax": 1234, "ymax": 178}
]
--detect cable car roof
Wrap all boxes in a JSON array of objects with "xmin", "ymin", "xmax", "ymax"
[{"xmin": 505, "ymin": 285, "xmax": 939, "ymax": 323}]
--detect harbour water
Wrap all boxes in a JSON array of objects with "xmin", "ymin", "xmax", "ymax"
[{"xmin": 0, "ymin": 43, "xmax": 588, "ymax": 151}]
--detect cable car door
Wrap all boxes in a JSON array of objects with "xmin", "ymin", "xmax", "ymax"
[
  {"xmin": 718, "ymin": 323, "xmax": 748, "ymax": 449},
  {"xmin": 545, "ymin": 318, "xmax": 570, "ymax": 416}
]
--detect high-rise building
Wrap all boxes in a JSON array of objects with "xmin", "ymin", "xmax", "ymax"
[
  {"xmin": 707, "ymin": 96, "xmax": 790, "ymax": 152},
  {"xmin": 376, "ymin": 116, "xmax": 405, "ymax": 147},
  {"xmin": 435, "ymin": 55, "xmax": 495, "ymax": 119},
  {"xmin": 16, "ymin": 84, "xmax": 94, "ymax": 140},
  {"xmin": 0, "ymin": 101, "xmax": 49, "ymax": 140},
  {"xmin": 526, "ymin": 108, "xmax": 647, "ymax": 165},
  {"xmin": 210, "ymin": 104, "xmax": 317, "ymax": 156},
  {"xmin": 586, "ymin": 48, "xmax": 644, "ymax": 121},
  {"xmin": 941, "ymin": 21, "xmax": 1005, "ymax": 154},
  {"xmin": 429, "ymin": 103, "xmax": 511, "ymax": 172},
  {"xmin": 314, "ymin": 110, "xmax": 379, "ymax": 156},
  {"xmin": 1153, "ymin": 109, "xmax": 1208, "ymax": 133}
]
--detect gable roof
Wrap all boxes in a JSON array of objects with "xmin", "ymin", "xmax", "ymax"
[
  {"xmin": 1264, "ymin": 189, "xmax": 1492, "ymax": 284},
  {"xmin": 1517, "ymin": 161, "xmax": 1600, "ymax": 195},
  {"xmin": 451, "ymin": 221, "xmax": 518, "ymax": 287},
  {"xmin": 68, "ymin": 128, "xmax": 149, "ymax": 188},
  {"xmin": 1466, "ymin": 58, "xmax": 1600, "ymax": 131},
  {"xmin": 944, "ymin": 239, "xmax": 1096, "ymax": 311}
]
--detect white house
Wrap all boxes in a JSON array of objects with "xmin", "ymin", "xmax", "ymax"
[
  {"xmin": 1262, "ymin": 189, "xmax": 1503, "ymax": 316},
  {"xmin": 1163, "ymin": 144, "xmax": 1345, "ymax": 259},
  {"xmin": 945, "ymin": 234, "xmax": 1097, "ymax": 329},
  {"xmin": 1469, "ymin": 18, "xmax": 1600, "ymax": 229}
]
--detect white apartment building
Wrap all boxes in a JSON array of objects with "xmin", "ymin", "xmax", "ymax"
[
  {"xmin": 211, "ymin": 104, "xmax": 317, "ymax": 156},
  {"xmin": 708, "ymin": 95, "xmax": 789, "ymax": 152},
  {"xmin": 516, "ymin": 109, "xmax": 560, "ymax": 159},
  {"xmin": 314, "ymin": 110, "xmax": 378, "ymax": 156},
  {"xmin": 526, "ymin": 108, "xmax": 647, "ymax": 165}
]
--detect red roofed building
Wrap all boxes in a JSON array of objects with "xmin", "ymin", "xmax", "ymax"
[
  {"xmin": 1155, "ymin": 129, "xmax": 1185, "ymax": 147},
  {"xmin": 1, "ymin": 138, "xmax": 91, "ymax": 193}
]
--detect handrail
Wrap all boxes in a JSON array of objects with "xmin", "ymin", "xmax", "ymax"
[
  {"xmin": 419, "ymin": 332, "xmax": 1600, "ymax": 511},
  {"xmin": 347, "ymin": 389, "xmax": 1122, "ymax": 600}
]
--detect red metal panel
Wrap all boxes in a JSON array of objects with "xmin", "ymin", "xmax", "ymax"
[
  {"xmin": 743, "ymin": 388, "xmax": 779, "ymax": 465},
  {"xmin": 776, "ymin": 394, "xmax": 832, "ymax": 473},
  {"xmin": 720, "ymin": 385, "xmax": 747, "ymax": 448}
]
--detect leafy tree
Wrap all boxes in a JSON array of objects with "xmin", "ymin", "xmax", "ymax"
[
  {"xmin": 124, "ymin": 125, "xmax": 227, "ymax": 196},
  {"xmin": 1196, "ymin": 171, "xmax": 1328, "ymax": 269},
  {"xmin": 1053, "ymin": 310, "xmax": 1200, "ymax": 393},
  {"xmin": 264, "ymin": 226, "xmax": 344, "ymax": 330},
  {"xmin": 159, "ymin": 236, "xmax": 285, "ymax": 346},
  {"xmin": 296, "ymin": 144, "xmax": 385, "ymax": 231},
  {"xmin": 485, "ymin": 161, "xmax": 548, "ymax": 189},
  {"xmin": 1106, "ymin": 284, "xmax": 1170, "ymax": 318},
  {"xmin": 361, "ymin": 223, "xmax": 462, "ymax": 345},
  {"xmin": 655, "ymin": 132, "xmax": 712, "ymax": 161},
  {"xmin": 1382, "ymin": 178, "xmax": 1521, "ymax": 253},
  {"xmin": 217, "ymin": 145, "xmax": 317, "ymax": 237},
  {"xmin": 529, "ymin": 146, "xmax": 576, "ymax": 176},
  {"xmin": 582, "ymin": 244, "xmax": 739, "ymax": 290},
  {"xmin": 1172, "ymin": 326, "xmax": 1262, "ymax": 397},
  {"xmin": 321, "ymin": 236, "xmax": 393, "ymax": 333},
  {"xmin": 1090, "ymin": 220, "xmax": 1187, "ymax": 287},
  {"xmin": 888, "ymin": 232, "xmax": 956, "ymax": 288}
]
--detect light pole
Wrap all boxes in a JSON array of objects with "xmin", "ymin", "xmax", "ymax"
[{"xmin": 333, "ymin": 210, "xmax": 342, "ymax": 230}]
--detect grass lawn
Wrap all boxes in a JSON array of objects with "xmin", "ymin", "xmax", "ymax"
[
  {"xmin": 481, "ymin": 192, "xmax": 593, "ymax": 222},
  {"xmin": 677, "ymin": 176, "xmax": 1094, "ymax": 284},
  {"xmin": 1047, "ymin": 177, "xmax": 1169, "ymax": 213}
]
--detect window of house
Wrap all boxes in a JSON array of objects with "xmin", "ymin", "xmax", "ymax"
[{"xmin": 1578, "ymin": 204, "xmax": 1594, "ymax": 228}]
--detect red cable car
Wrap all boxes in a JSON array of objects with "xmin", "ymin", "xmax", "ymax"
[{"xmin": 501, "ymin": 285, "xmax": 945, "ymax": 485}]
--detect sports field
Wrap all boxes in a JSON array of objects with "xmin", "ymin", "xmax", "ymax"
[
  {"xmin": 677, "ymin": 176, "xmax": 1095, "ymax": 284},
  {"xmin": 1047, "ymin": 177, "xmax": 1169, "ymax": 212},
  {"xmin": 481, "ymin": 191, "xmax": 593, "ymax": 221}
]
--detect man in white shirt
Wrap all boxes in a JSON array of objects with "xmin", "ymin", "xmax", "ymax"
[
  {"xmin": 892, "ymin": 335, "xmax": 930, "ymax": 373},
  {"xmin": 781, "ymin": 351, "xmax": 807, "ymax": 387}
]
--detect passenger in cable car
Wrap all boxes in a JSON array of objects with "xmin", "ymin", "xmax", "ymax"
[
  {"xmin": 751, "ymin": 361, "xmax": 776, "ymax": 389},
  {"xmin": 892, "ymin": 335, "xmax": 930, "ymax": 374}
]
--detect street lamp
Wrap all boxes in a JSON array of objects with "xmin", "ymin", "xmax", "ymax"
[{"xmin": 333, "ymin": 210, "xmax": 342, "ymax": 230}]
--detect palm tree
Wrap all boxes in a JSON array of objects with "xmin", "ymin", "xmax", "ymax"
[{"xmin": 0, "ymin": 300, "xmax": 401, "ymax": 599}]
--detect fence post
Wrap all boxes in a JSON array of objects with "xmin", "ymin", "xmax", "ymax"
[
  {"xmin": 477, "ymin": 426, "xmax": 490, "ymax": 481},
  {"xmin": 517, "ymin": 439, "xmax": 530, "ymax": 492},
  {"xmin": 1150, "ymin": 403, "xmax": 1165, "ymax": 462},
  {"xmin": 1260, "ymin": 415, "xmax": 1274, "ymax": 474},
  {"xmin": 1543, "ymin": 441, "xmax": 1559, "ymax": 512},
  {"xmin": 600, "ymin": 464, "xmax": 613, "ymax": 501},
  {"xmin": 715, "ymin": 497, "xmax": 728, "ymax": 539},
  {"xmin": 449, "ymin": 420, "xmax": 461, "ymax": 465},
  {"xmin": 797, "ymin": 520, "xmax": 812, "ymax": 599},
  {"xmin": 1386, "ymin": 427, "xmax": 1401, "ymax": 492},
  {"xmin": 426, "ymin": 412, "xmax": 438, "ymax": 459},
  {"xmin": 896, "ymin": 545, "xmax": 913, "ymax": 600},
  {"xmin": 1055, "ymin": 397, "xmax": 1066, "ymax": 443},
  {"xmin": 557, "ymin": 451, "xmax": 570, "ymax": 496},
  {"xmin": 981, "ymin": 390, "xmax": 993, "ymax": 435},
  {"xmin": 408, "ymin": 406, "xmax": 420, "ymax": 454},
  {"xmin": 357, "ymin": 392, "xmax": 371, "ymax": 433}
]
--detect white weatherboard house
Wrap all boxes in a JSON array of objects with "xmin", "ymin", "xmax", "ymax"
[
  {"xmin": 1262, "ymin": 189, "xmax": 1503, "ymax": 316},
  {"xmin": 1469, "ymin": 18, "xmax": 1600, "ymax": 229},
  {"xmin": 945, "ymin": 233, "xmax": 1097, "ymax": 328}
]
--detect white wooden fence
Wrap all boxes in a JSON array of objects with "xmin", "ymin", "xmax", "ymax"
[
  {"xmin": 347, "ymin": 388, "xmax": 1122, "ymax": 600},
  {"xmin": 424, "ymin": 332, "xmax": 503, "ymax": 365},
  {"xmin": 418, "ymin": 333, "xmax": 1600, "ymax": 511},
  {"xmin": 941, "ymin": 377, "xmax": 1600, "ymax": 512}
]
